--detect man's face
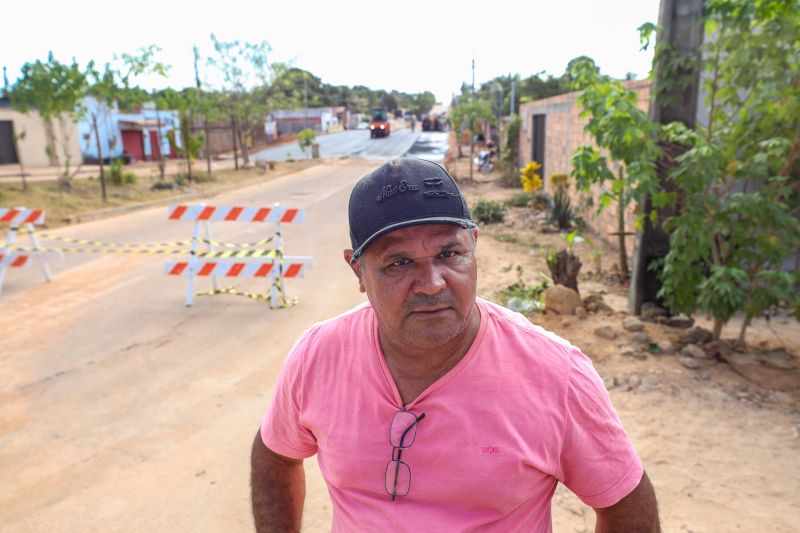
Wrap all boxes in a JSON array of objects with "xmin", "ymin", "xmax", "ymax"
[{"xmin": 345, "ymin": 224, "xmax": 479, "ymax": 353}]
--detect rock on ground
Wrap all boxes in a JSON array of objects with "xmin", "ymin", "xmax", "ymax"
[{"xmin": 544, "ymin": 284, "xmax": 582, "ymax": 315}]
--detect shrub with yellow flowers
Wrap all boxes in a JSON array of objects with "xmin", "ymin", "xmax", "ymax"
[{"xmin": 519, "ymin": 161, "xmax": 543, "ymax": 192}]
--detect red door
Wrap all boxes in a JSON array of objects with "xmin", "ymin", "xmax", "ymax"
[
  {"xmin": 121, "ymin": 130, "xmax": 144, "ymax": 162},
  {"xmin": 148, "ymin": 131, "xmax": 161, "ymax": 161}
]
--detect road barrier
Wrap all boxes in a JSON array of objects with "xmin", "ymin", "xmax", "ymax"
[
  {"xmin": 165, "ymin": 203, "xmax": 312, "ymax": 307},
  {"xmin": 1, "ymin": 204, "xmax": 312, "ymax": 309},
  {"xmin": 0, "ymin": 207, "xmax": 51, "ymax": 295}
]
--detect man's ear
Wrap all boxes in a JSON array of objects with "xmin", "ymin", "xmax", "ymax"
[{"xmin": 343, "ymin": 249, "xmax": 366, "ymax": 293}]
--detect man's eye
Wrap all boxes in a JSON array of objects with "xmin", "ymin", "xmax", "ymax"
[
  {"xmin": 439, "ymin": 250, "xmax": 457, "ymax": 259},
  {"xmin": 388, "ymin": 258, "xmax": 411, "ymax": 268}
]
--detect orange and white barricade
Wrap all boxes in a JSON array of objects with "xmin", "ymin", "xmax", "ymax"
[
  {"xmin": 165, "ymin": 203, "xmax": 311, "ymax": 307},
  {"xmin": 0, "ymin": 207, "xmax": 51, "ymax": 295}
]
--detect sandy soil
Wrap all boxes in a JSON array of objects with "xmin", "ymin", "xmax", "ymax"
[{"xmin": 451, "ymin": 157, "xmax": 800, "ymax": 532}]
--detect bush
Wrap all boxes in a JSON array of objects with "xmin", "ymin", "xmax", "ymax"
[
  {"xmin": 472, "ymin": 199, "xmax": 507, "ymax": 224},
  {"xmin": 297, "ymin": 128, "xmax": 316, "ymax": 155},
  {"xmin": 550, "ymin": 188, "xmax": 573, "ymax": 230},
  {"xmin": 505, "ymin": 191, "xmax": 535, "ymax": 207},
  {"xmin": 109, "ymin": 158, "xmax": 136, "ymax": 185},
  {"xmin": 499, "ymin": 115, "xmax": 521, "ymax": 187}
]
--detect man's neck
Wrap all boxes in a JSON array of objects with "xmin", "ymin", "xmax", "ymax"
[{"xmin": 379, "ymin": 302, "xmax": 481, "ymax": 403}]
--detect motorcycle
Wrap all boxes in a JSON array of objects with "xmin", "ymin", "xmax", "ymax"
[{"xmin": 474, "ymin": 149, "xmax": 494, "ymax": 174}]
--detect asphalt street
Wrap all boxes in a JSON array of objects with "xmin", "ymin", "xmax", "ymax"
[{"xmin": 252, "ymin": 129, "xmax": 448, "ymax": 162}]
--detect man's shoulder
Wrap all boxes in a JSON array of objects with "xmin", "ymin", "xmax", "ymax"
[
  {"xmin": 293, "ymin": 301, "xmax": 374, "ymax": 352},
  {"xmin": 479, "ymin": 297, "xmax": 577, "ymax": 353}
]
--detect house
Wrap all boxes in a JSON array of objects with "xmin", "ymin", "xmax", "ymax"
[
  {"xmin": 518, "ymin": 80, "xmax": 651, "ymax": 251},
  {"xmin": 77, "ymin": 97, "xmax": 180, "ymax": 163},
  {"xmin": 0, "ymin": 96, "xmax": 83, "ymax": 167},
  {"xmin": 269, "ymin": 107, "xmax": 341, "ymax": 135}
]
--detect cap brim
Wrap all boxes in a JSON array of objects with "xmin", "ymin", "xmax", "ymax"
[{"xmin": 350, "ymin": 217, "xmax": 477, "ymax": 263}]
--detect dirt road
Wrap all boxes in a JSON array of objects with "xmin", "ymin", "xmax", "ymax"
[
  {"xmin": 2, "ymin": 160, "xmax": 799, "ymax": 532},
  {"xmin": 0, "ymin": 160, "xmax": 375, "ymax": 531}
]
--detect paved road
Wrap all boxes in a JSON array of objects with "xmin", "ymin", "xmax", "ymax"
[
  {"xmin": 0, "ymin": 160, "xmax": 396, "ymax": 531},
  {"xmin": 253, "ymin": 129, "xmax": 448, "ymax": 162}
]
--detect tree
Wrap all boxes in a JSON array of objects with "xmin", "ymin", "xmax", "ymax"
[
  {"xmin": 450, "ymin": 98, "xmax": 497, "ymax": 182},
  {"xmin": 296, "ymin": 128, "xmax": 316, "ymax": 158},
  {"xmin": 500, "ymin": 114, "xmax": 522, "ymax": 186},
  {"xmin": 87, "ymin": 45, "xmax": 169, "ymax": 200},
  {"xmin": 570, "ymin": 57, "xmax": 662, "ymax": 282},
  {"xmin": 650, "ymin": 0, "xmax": 800, "ymax": 342},
  {"xmin": 208, "ymin": 34, "xmax": 278, "ymax": 168},
  {"xmin": 9, "ymin": 52, "xmax": 87, "ymax": 189},
  {"xmin": 406, "ymin": 91, "xmax": 436, "ymax": 117},
  {"xmin": 161, "ymin": 89, "xmax": 205, "ymax": 184}
]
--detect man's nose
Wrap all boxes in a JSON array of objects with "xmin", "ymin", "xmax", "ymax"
[{"xmin": 412, "ymin": 258, "xmax": 447, "ymax": 295}]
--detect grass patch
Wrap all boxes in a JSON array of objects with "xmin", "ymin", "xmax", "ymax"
[{"xmin": 0, "ymin": 160, "xmax": 317, "ymax": 228}]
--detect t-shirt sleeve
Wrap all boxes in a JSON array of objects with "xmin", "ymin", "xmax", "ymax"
[
  {"xmin": 260, "ymin": 333, "xmax": 318, "ymax": 460},
  {"xmin": 557, "ymin": 348, "xmax": 643, "ymax": 508}
]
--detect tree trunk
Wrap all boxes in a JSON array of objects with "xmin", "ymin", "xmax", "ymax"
[
  {"xmin": 155, "ymin": 108, "xmax": 166, "ymax": 181},
  {"xmin": 92, "ymin": 113, "xmax": 107, "ymax": 202},
  {"xmin": 204, "ymin": 116, "xmax": 211, "ymax": 175},
  {"xmin": 712, "ymin": 317, "xmax": 724, "ymax": 340},
  {"xmin": 231, "ymin": 115, "xmax": 239, "ymax": 170},
  {"xmin": 237, "ymin": 125, "xmax": 250, "ymax": 167},
  {"xmin": 43, "ymin": 117, "xmax": 59, "ymax": 166},
  {"xmin": 547, "ymin": 249, "xmax": 582, "ymax": 294},
  {"xmin": 469, "ymin": 137, "xmax": 474, "ymax": 182},
  {"xmin": 738, "ymin": 314, "xmax": 752, "ymax": 345},
  {"xmin": 617, "ymin": 178, "xmax": 629, "ymax": 282}
]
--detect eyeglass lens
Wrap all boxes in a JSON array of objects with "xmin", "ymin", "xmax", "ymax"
[{"xmin": 386, "ymin": 410, "xmax": 425, "ymax": 499}]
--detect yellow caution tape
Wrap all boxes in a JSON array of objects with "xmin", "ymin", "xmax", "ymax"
[
  {"xmin": 19, "ymin": 229, "xmax": 275, "ymax": 250},
  {"xmin": 10, "ymin": 245, "xmax": 189, "ymax": 255},
  {"xmin": 195, "ymin": 243, "xmax": 298, "ymax": 309},
  {"xmin": 195, "ymin": 284, "xmax": 298, "ymax": 309}
]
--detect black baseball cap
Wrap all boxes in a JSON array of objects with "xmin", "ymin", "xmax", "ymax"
[{"xmin": 348, "ymin": 159, "xmax": 476, "ymax": 262}]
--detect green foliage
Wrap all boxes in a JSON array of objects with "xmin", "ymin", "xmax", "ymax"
[
  {"xmin": 653, "ymin": 0, "xmax": 800, "ymax": 340},
  {"xmin": 9, "ymin": 52, "xmax": 88, "ymax": 181},
  {"xmin": 296, "ymin": 128, "xmax": 316, "ymax": 154},
  {"xmin": 472, "ymin": 199, "xmax": 507, "ymax": 224},
  {"xmin": 9, "ymin": 52, "xmax": 87, "ymax": 121},
  {"xmin": 500, "ymin": 114, "xmax": 522, "ymax": 186},
  {"xmin": 569, "ymin": 57, "xmax": 662, "ymax": 280},
  {"xmin": 498, "ymin": 265, "xmax": 549, "ymax": 303},
  {"xmin": 505, "ymin": 191, "xmax": 535, "ymax": 208},
  {"xmin": 451, "ymin": 98, "xmax": 497, "ymax": 137},
  {"xmin": 108, "ymin": 158, "xmax": 136, "ymax": 185}
]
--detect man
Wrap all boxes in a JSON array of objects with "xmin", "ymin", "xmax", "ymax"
[{"xmin": 251, "ymin": 159, "xmax": 659, "ymax": 532}]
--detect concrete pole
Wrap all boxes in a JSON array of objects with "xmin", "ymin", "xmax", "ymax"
[{"xmin": 628, "ymin": 0, "xmax": 705, "ymax": 315}]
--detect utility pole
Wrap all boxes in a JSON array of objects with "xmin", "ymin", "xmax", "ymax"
[
  {"xmin": 304, "ymin": 72, "xmax": 309, "ymax": 131},
  {"xmin": 471, "ymin": 54, "xmax": 475, "ymax": 95},
  {"xmin": 628, "ymin": 0, "xmax": 704, "ymax": 315},
  {"xmin": 194, "ymin": 45, "xmax": 212, "ymax": 175},
  {"xmin": 510, "ymin": 76, "xmax": 516, "ymax": 116}
]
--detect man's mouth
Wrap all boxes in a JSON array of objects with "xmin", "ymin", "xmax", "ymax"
[{"xmin": 410, "ymin": 306, "xmax": 450, "ymax": 315}]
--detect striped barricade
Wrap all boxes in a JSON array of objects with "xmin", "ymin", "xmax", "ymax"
[
  {"xmin": 0, "ymin": 252, "xmax": 30, "ymax": 269},
  {"xmin": 166, "ymin": 203, "xmax": 309, "ymax": 307},
  {"xmin": 0, "ymin": 207, "xmax": 51, "ymax": 295},
  {"xmin": 165, "ymin": 257, "xmax": 311, "ymax": 279}
]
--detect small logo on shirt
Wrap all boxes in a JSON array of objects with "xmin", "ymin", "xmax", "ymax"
[{"xmin": 481, "ymin": 446, "xmax": 501, "ymax": 455}]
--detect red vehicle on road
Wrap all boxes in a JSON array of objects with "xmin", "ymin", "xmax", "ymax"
[{"xmin": 369, "ymin": 108, "xmax": 390, "ymax": 138}]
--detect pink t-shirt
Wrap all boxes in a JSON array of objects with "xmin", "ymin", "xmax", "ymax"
[{"xmin": 261, "ymin": 298, "xmax": 643, "ymax": 532}]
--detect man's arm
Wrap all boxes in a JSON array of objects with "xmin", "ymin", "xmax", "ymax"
[
  {"xmin": 250, "ymin": 431, "xmax": 306, "ymax": 533},
  {"xmin": 593, "ymin": 471, "xmax": 660, "ymax": 533}
]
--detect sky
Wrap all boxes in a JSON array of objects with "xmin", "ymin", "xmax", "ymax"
[{"xmin": 3, "ymin": 0, "xmax": 660, "ymax": 105}]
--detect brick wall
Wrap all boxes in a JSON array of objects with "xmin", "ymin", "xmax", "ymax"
[{"xmin": 518, "ymin": 80, "xmax": 651, "ymax": 263}]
